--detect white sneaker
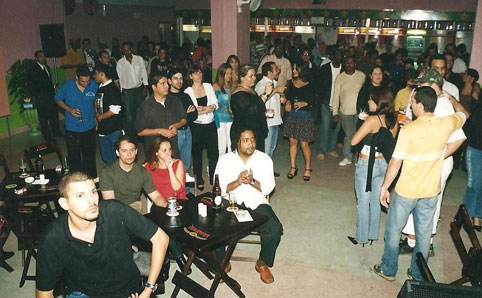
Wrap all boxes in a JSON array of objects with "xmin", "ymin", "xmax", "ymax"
[{"xmin": 338, "ymin": 158, "xmax": 352, "ymax": 166}]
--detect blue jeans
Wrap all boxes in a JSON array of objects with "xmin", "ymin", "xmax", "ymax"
[
  {"xmin": 339, "ymin": 113, "xmax": 357, "ymax": 160},
  {"xmin": 463, "ymin": 146, "xmax": 482, "ymax": 218},
  {"xmin": 264, "ymin": 125, "xmax": 279, "ymax": 158},
  {"xmin": 177, "ymin": 127, "xmax": 192, "ymax": 194},
  {"xmin": 381, "ymin": 192, "xmax": 438, "ymax": 280},
  {"xmin": 67, "ymin": 292, "xmax": 90, "ymax": 298},
  {"xmin": 354, "ymin": 158, "xmax": 387, "ymax": 243},
  {"xmin": 318, "ymin": 105, "xmax": 340, "ymax": 154},
  {"xmin": 98, "ymin": 130, "xmax": 123, "ymax": 164}
]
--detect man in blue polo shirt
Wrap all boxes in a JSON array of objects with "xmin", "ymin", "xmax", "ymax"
[{"xmin": 55, "ymin": 65, "xmax": 99, "ymax": 178}]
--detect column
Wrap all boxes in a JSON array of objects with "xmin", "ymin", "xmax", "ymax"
[
  {"xmin": 211, "ymin": 0, "xmax": 251, "ymax": 69},
  {"xmin": 470, "ymin": 0, "xmax": 482, "ymax": 72}
]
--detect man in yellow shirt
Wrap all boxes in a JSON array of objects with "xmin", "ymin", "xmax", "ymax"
[
  {"xmin": 60, "ymin": 38, "xmax": 86, "ymax": 80},
  {"xmin": 373, "ymin": 86, "xmax": 468, "ymax": 282}
]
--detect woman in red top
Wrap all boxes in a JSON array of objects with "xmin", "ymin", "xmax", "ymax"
[{"xmin": 144, "ymin": 136, "xmax": 187, "ymax": 200}]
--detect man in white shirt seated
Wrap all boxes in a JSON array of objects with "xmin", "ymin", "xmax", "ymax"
[{"xmin": 214, "ymin": 126, "xmax": 283, "ymax": 284}]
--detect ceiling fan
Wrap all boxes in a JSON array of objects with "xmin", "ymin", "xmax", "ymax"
[{"xmin": 237, "ymin": 0, "xmax": 263, "ymax": 13}]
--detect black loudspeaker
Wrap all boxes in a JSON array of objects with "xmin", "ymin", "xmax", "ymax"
[
  {"xmin": 39, "ymin": 24, "xmax": 67, "ymax": 58},
  {"xmin": 398, "ymin": 280, "xmax": 482, "ymax": 298}
]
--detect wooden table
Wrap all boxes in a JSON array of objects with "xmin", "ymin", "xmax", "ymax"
[
  {"xmin": 0, "ymin": 169, "xmax": 63, "ymax": 216},
  {"xmin": 146, "ymin": 194, "xmax": 268, "ymax": 298}
]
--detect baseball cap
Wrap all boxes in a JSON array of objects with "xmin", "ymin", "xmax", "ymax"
[
  {"xmin": 411, "ymin": 69, "xmax": 444, "ymax": 87},
  {"xmin": 255, "ymin": 44, "xmax": 266, "ymax": 52}
]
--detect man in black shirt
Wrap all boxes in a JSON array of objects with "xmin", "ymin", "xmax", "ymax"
[
  {"xmin": 168, "ymin": 68, "xmax": 197, "ymax": 196},
  {"xmin": 136, "ymin": 71, "xmax": 187, "ymax": 155},
  {"xmin": 93, "ymin": 64, "xmax": 124, "ymax": 164},
  {"xmin": 36, "ymin": 171, "xmax": 168, "ymax": 298}
]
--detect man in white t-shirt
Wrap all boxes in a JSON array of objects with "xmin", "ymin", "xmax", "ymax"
[{"xmin": 429, "ymin": 54, "xmax": 460, "ymax": 101}]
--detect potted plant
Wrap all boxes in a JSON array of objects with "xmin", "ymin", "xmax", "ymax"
[{"xmin": 7, "ymin": 59, "xmax": 42, "ymax": 136}]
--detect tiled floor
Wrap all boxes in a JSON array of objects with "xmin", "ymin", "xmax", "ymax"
[{"xmin": 0, "ymin": 128, "xmax": 471, "ymax": 297}]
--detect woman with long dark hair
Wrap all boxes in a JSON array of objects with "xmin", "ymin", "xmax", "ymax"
[
  {"xmin": 227, "ymin": 55, "xmax": 240, "ymax": 85},
  {"xmin": 348, "ymin": 87, "xmax": 398, "ymax": 246},
  {"xmin": 213, "ymin": 63, "xmax": 233, "ymax": 155},
  {"xmin": 144, "ymin": 136, "xmax": 186, "ymax": 200},
  {"xmin": 356, "ymin": 66, "xmax": 386, "ymax": 114},
  {"xmin": 230, "ymin": 64, "xmax": 272, "ymax": 152},
  {"xmin": 284, "ymin": 61, "xmax": 316, "ymax": 181},
  {"xmin": 184, "ymin": 64, "xmax": 219, "ymax": 190}
]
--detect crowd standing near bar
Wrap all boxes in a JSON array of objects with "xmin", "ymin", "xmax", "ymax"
[{"xmin": 0, "ymin": 26, "xmax": 481, "ymax": 296}]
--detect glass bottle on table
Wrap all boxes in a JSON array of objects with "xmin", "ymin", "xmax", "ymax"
[
  {"xmin": 212, "ymin": 174, "xmax": 222, "ymax": 210},
  {"xmin": 35, "ymin": 149, "xmax": 44, "ymax": 174}
]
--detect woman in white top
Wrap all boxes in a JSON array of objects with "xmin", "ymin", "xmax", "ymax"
[{"xmin": 184, "ymin": 65, "xmax": 219, "ymax": 190}]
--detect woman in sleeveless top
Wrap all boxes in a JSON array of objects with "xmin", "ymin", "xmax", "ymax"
[
  {"xmin": 284, "ymin": 61, "xmax": 316, "ymax": 181},
  {"xmin": 230, "ymin": 64, "xmax": 272, "ymax": 152},
  {"xmin": 213, "ymin": 63, "xmax": 233, "ymax": 156},
  {"xmin": 348, "ymin": 87, "xmax": 398, "ymax": 246},
  {"xmin": 460, "ymin": 68, "xmax": 480, "ymax": 113},
  {"xmin": 184, "ymin": 65, "xmax": 219, "ymax": 190}
]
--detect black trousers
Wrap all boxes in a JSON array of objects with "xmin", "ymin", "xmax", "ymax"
[
  {"xmin": 190, "ymin": 122, "xmax": 218, "ymax": 185},
  {"xmin": 36, "ymin": 97, "xmax": 61, "ymax": 140},
  {"xmin": 66, "ymin": 128, "xmax": 97, "ymax": 178},
  {"xmin": 213, "ymin": 204, "xmax": 283, "ymax": 267}
]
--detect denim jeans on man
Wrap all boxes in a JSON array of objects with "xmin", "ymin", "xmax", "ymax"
[
  {"xmin": 463, "ymin": 146, "xmax": 482, "ymax": 218},
  {"xmin": 98, "ymin": 130, "xmax": 123, "ymax": 164},
  {"xmin": 355, "ymin": 158, "xmax": 387, "ymax": 243},
  {"xmin": 318, "ymin": 104, "xmax": 340, "ymax": 154},
  {"xmin": 381, "ymin": 192, "xmax": 437, "ymax": 280},
  {"xmin": 264, "ymin": 125, "xmax": 279, "ymax": 158},
  {"xmin": 177, "ymin": 127, "xmax": 192, "ymax": 194},
  {"xmin": 339, "ymin": 113, "xmax": 357, "ymax": 160}
]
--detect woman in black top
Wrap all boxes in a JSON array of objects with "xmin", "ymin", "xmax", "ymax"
[
  {"xmin": 284, "ymin": 62, "xmax": 316, "ymax": 181},
  {"xmin": 230, "ymin": 64, "xmax": 273, "ymax": 152},
  {"xmin": 348, "ymin": 87, "xmax": 397, "ymax": 245},
  {"xmin": 356, "ymin": 66, "xmax": 386, "ymax": 114}
]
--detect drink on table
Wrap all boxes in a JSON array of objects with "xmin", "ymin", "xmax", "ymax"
[{"xmin": 212, "ymin": 174, "xmax": 222, "ymax": 210}]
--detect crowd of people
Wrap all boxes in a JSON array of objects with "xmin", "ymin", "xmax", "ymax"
[{"xmin": 11, "ymin": 32, "xmax": 481, "ymax": 296}]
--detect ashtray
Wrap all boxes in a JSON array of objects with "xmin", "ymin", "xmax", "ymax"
[
  {"xmin": 25, "ymin": 177, "xmax": 35, "ymax": 183},
  {"xmin": 19, "ymin": 173, "xmax": 30, "ymax": 178}
]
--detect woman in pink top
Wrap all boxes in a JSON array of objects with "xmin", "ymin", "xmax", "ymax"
[{"xmin": 144, "ymin": 136, "xmax": 187, "ymax": 200}]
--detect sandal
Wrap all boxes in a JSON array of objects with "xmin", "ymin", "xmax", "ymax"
[
  {"xmin": 197, "ymin": 184, "xmax": 204, "ymax": 192},
  {"xmin": 303, "ymin": 169, "xmax": 312, "ymax": 181},
  {"xmin": 287, "ymin": 167, "xmax": 298, "ymax": 179}
]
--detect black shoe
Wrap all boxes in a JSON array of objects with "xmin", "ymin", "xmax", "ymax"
[
  {"xmin": 274, "ymin": 172, "xmax": 280, "ymax": 177},
  {"xmin": 399, "ymin": 238, "xmax": 414, "ymax": 254},
  {"xmin": 474, "ymin": 225, "xmax": 482, "ymax": 232},
  {"xmin": 197, "ymin": 184, "xmax": 204, "ymax": 192},
  {"xmin": 175, "ymin": 257, "xmax": 192, "ymax": 275},
  {"xmin": 186, "ymin": 193, "xmax": 195, "ymax": 200},
  {"xmin": 160, "ymin": 260, "xmax": 170, "ymax": 282},
  {"xmin": 347, "ymin": 236, "xmax": 367, "ymax": 247},
  {"xmin": 428, "ymin": 244, "xmax": 435, "ymax": 257}
]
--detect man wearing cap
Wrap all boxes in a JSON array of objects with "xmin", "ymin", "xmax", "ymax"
[
  {"xmin": 398, "ymin": 69, "xmax": 467, "ymax": 258},
  {"xmin": 255, "ymin": 44, "xmax": 267, "ymax": 69},
  {"xmin": 373, "ymin": 86, "xmax": 468, "ymax": 282}
]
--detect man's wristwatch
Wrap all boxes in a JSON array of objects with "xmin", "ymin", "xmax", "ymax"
[
  {"xmin": 145, "ymin": 282, "xmax": 158, "ymax": 292},
  {"xmin": 250, "ymin": 178, "xmax": 256, "ymax": 186}
]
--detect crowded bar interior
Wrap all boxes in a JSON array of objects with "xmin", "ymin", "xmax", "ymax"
[{"xmin": 1, "ymin": 0, "xmax": 482, "ymax": 297}]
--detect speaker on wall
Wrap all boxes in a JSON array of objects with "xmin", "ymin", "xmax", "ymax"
[{"xmin": 39, "ymin": 24, "xmax": 67, "ymax": 58}]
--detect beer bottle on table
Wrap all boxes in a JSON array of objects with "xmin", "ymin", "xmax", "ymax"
[
  {"xmin": 213, "ymin": 174, "xmax": 222, "ymax": 210},
  {"xmin": 35, "ymin": 149, "xmax": 44, "ymax": 173}
]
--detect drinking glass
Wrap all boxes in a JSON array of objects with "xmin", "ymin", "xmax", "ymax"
[
  {"xmin": 19, "ymin": 158, "xmax": 27, "ymax": 173},
  {"xmin": 228, "ymin": 192, "xmax": 237, "ymax": 211}
]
